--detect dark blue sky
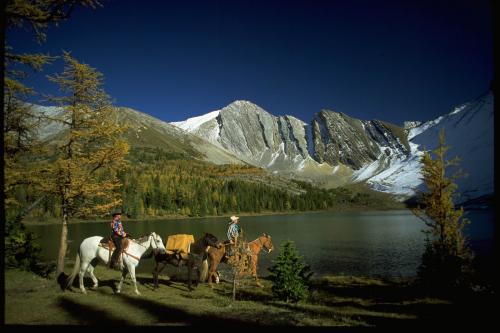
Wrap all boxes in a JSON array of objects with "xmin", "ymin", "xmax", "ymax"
[{"xmin": 8, "ymin": 0, "xmax": 493, "ymax": 126}]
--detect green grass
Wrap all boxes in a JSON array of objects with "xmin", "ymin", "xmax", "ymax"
[{"xmin": 5, "ymin": 266, "xmax": 495, "ymax": 326}]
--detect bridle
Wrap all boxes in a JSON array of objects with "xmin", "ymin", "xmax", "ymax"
[
  {"xmin": 132, "ymin": 232, "xmax": 159, "ymax": 250},
  {"xmin": 250, "ymin": 235, "xmax": 273, "ymax": 253}
]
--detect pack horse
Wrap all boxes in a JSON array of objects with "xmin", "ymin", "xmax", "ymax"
[{"xmin": 152, "ymin": 233, "xmax": 221, "ymax": 290}]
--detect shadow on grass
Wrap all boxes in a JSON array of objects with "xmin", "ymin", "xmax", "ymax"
[
  {"xmin": 268, "ymin": 301, "xmax": 416, "ymax": 327},
  {"xmin": 214, "ymin": 284, "xmax": 274, "ymax": 302},
  {"xmin": 311, "ymin": 279, "xmax": 423, "ymax": 303},
  {"xmin": 308, "ymin": 278, "xmax": 496, "ymax": 326},
  {"xmin": 139, "ymin": 275, "xmax": 199, "ymax": 293},
  {"xmin": 116, "ymin": 293, "xmax": 260, "ymax": 326},
  {"xmin": 61, "ymin": 273, "xmax": 118, "ymax": 294},
  {"xmin": 57, "ymin": 297, "xmax": 133, "ymax": 325}
]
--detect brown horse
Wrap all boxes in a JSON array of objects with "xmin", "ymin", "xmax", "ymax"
[
  {"xmin": 206, "ymin": 233, "xmax": 274, "ymax": 288},
  {"xmin": 153, "ymin": 233, "xmax": 221, "ymax": 291}
]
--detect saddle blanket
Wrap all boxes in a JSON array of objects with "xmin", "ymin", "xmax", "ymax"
[
  {"xmin": 165, "ymin": 234, "xmax": 194, "ymax": 255},
  {"xmin": 98, "ymin": 237, "xmax": 130, "ymax": 251}
]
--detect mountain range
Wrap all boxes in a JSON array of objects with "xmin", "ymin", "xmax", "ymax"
[
  {"xmin": 33, "ymin": 91, "xmax": 494, "ymax": 205},
  {"xmin": 172, "ymin": 92, "xmax": 494, "ymax": 204}
]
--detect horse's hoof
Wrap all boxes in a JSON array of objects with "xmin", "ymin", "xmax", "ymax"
[{"xmin": 81, "ymin": 289, "xmax": 87, "ymax": 294}]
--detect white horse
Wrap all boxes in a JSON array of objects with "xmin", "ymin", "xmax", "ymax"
[{"xmin": 65, "ymin": 232, "xmax": 166, "ymax": 295}]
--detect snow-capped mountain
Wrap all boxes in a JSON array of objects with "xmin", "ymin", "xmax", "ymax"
[
  {"xmin": 360, "ymin": 92, "xmax": 494, "ymax": 203},
  {"xmin": 171, "ymin": 100, "xmax": 327, "ymax": 175},
  {"xmin": 170, "ymin": 100, "xmax": 412, "ymax": 184},
  {"xmin": 171, "ymin": 93, "xmax": 493, "ymax": 203}
]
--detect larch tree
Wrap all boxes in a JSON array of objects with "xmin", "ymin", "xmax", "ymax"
[
  {"xmin": 42, "ymin": 52, "xmax": 129, "ymax": 275},
  {"xmin": 4, "ymin": 0, "xmax": 102, "ymax": 211},
  {"xmin": 3, "ymin": 0, "xmax": 102, "ymax": 272},
  {"xmin": 413, "ymin": 129, "xmax": 473, "ymax": 290}
]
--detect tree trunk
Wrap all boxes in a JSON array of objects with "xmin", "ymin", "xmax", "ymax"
[{"xmin": 56, "ymin": 207, "xmax": 69, "ymax": 276}]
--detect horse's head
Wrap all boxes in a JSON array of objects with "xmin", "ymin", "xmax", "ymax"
[
  {"xmin": 150, "ymin": 232, "xmax": 166, "ymax": 254},
  {"xmin": 204, "ymin": 233, "xmax": 221, "ymax": 248},
  {"xmin": 261, "ymin": 233, "xmax": 274, "ymax": 253}
]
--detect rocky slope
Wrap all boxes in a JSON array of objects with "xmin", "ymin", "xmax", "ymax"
[{"xmin": 32, "ymin": 104, "xmax": 245, "ymax": 165}]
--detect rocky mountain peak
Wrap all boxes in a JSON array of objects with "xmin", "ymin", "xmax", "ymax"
[{"xmin": 311, "ymin": 110, "xmax": 409, "ymax": 170}]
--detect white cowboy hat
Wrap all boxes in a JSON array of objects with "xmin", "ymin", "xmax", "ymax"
[{"xmin": 230, "ymin": 215, "xmax": 239, "ymax": 222}]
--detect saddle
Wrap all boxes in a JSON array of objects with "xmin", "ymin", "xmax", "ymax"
[
  {"xmin": 99, "ymin": 236, "xmax": 130, "ymax": 251},
  {"xmin": 165, "ymin": 234, "xmax": 194, "ymax": 262}
]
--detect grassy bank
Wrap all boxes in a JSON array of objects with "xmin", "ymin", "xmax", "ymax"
[{"xmin": 4, "ymin": 266, "xmax": 494, "ymax": 326}]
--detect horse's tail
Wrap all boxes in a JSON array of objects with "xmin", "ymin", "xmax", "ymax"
[
  {"xmin": 199, "ymin": 258, "xmax": 209, "ymax": 282},
  {"xmin": 65, "ymin": 251, "xmax": 81, "ymax": 290}
]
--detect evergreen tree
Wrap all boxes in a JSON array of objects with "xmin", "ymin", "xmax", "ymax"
[
  {"xmin": 40, "ymin": 52, "xmax": 129, "ymax": 275},
  {"xmin": 413, "ymin": 129, "xmax": 473, "ymax": 291},
  {"xmin": 268, "ymin": 240, "xmax": 313, "ymax": 303}
]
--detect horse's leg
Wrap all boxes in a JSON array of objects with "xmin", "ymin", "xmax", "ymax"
[
  {"xmin": 129, "ymin": 264, "xmax": 141, "ymax": 296},
  {"xmin": 193, "ymin": 256, "xmax": 202, "ymax": 288},
  {"xmin": 208, "ymin": 253, "xmax": 222, "ymax": 288},
  {"xmin": 87, "ymin": 264, "xmax": 98, "ymax": 289},
  {"xmin": 187, "ymin": 260, "xmax": 193, "ymax": 291},
  {"xmin": 79, "ymin": 260, "xmax": 91, "ymax": 294},
  {"xmin": 116, "ymin": 268, "xmax": 128, "ymax": 294},
  {"xmin": 153, "ymin": 261, "xmax": 167, "ymax": 289},
  {"xmin": 252, "ymin": 255, "xmax": 263, "ymax": 287}
]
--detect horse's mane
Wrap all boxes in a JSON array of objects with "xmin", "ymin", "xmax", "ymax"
[
  {"xmin": 133, "ymin": 235, "xmax": 150, "ymax": 243},
  {"xmin": 191, "ymin": 233, "xmax": 217, "ymax": 254}
]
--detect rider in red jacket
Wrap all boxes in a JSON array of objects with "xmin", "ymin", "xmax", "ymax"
[{"xmin": 109, "ymin": 210, "xmax": 127, "ymax": 269}]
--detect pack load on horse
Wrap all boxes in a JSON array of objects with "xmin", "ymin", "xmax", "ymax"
[
  {"xmin": 165, "ymin": 234, "xmax": 195, "ymax": 262},
  {"xmin": 153, "ymin": 233, "xmax": 221, "ymax": 291},
  {"xmin": 65, "ymin": 232, "xmax": 166, "ymax": 295},
  {"xmin": 206, "ymin": 233, "xmax": 274, "ymax": 288}
]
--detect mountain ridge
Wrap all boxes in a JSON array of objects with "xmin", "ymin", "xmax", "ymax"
[{"xmin": 171, "ymin": 92, "xmax": 493, "ymax": 203}]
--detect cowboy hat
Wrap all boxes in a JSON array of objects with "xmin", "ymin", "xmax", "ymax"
[
  {"xmin": 230, "ymin": 215, "xmax": 239, "ymax": 222},
  {"xmin": 111, "ymin": 208, "xmax": 122, "ymax": 217}
]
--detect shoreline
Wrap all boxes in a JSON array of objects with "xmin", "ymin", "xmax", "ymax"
[{"xmin": 22, "ymin": 204, "xmax": 408, "ymax": 226}]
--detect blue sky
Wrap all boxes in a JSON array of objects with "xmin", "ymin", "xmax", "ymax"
[{"xmin": 8, "ymin": 0, "xmax": 493, "ymax": 126}]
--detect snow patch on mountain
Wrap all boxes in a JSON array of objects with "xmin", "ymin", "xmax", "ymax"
[
  {"xmin": 363, "ymin": 92, "xmax": 493, "ymax": 201},
  {"xmin": 171, "ymin": 110, "xmax": 220, "ymax": 132}
]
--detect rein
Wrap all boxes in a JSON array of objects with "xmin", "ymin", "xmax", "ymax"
[
  {"xmin": 123, "ymin": 250, "xmax": 140, "ymax": 261},
  {"xmin": 249, "ymin": 236, "xmax": 272, "ymax": 253},
  {"xmin": 248, "ymin": 237, "xmax": 265, "ymax": 253},
  {"xmin": 125, "ymin": 233, "xmax": 159, "ymax": 261}
]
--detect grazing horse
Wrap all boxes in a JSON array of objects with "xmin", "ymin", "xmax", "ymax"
[
  {"xmin": 152, "ymin": 233, "xmax": 221, "ymax": 291},
  {"xmin": 65, "ymin": 232, "xmax": 166, "ymax": 295},
  {"xmin": 206, "ymin": 233, "xmax": 274, "ymax": 288}
]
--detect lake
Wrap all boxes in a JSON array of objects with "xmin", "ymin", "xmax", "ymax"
[{"xmin": 27, "ymin": 209, "xmax": 494, "ymax": 279}]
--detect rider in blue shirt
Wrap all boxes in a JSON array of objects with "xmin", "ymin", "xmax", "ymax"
[{"xmin": 227, "ymin": 215, "xmax": 240, "ymax": 256}]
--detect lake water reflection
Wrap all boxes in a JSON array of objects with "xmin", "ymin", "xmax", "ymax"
[{"xmin": 27, "ymin": 209, "xmax": 493, "ymax": 278}]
